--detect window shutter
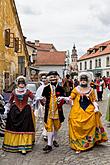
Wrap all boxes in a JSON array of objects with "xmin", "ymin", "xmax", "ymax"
[
  {"xmin": 14, "ymin": 38, "xmax": 22, "ymax": 53},
  {"xmin": 14, "ymin": 37, "xmax": 19, "ymax": 52},
  {"xmin": 5, "ymin": 29, "xmax": 10, "ymax": 47},
  {"xmin": 10, "ymin": 33, "xmax": 14, "ymax": 48}
]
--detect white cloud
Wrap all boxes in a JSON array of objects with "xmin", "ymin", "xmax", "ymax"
[{"xmin": 15, "ymin": 0, "xmax": 110, "ymax": 57}]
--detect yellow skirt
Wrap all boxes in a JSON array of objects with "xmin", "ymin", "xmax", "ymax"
[
  {"xmin": 69, "ymin": 111, "xmax": 108, "ymax": 151},
  {"xmin": 2, "ymin": 108, "xmax": 36, "ymax": 153},
  {"xmin": 3, "ymin": 131, "xmax": 35, "ymax": 152}
]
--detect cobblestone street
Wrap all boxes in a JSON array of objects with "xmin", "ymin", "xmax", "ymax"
[{"xmin": 0, "ymin": 90, "xmax": 110, "ymax": 165}]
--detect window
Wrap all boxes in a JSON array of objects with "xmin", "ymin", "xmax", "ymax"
[
  {"xmin": 5, "ymin": 29, "xmax": 14, "ymax": 48},
  {"xmin": 14, "ymin": 37, "xmax": 22, "ymax": 53},
  {"xmin": 106, "ymin": 57, "xmax": 110, "ymax": 67},
  {"xmin": 107, "ymin": 72, "xmax": 109, "ymax": 77},
  {"xmin": 14, "ymin": 37, "xmax": 19, "ymax": 52},
  {"xmin": 92, "ymin": 49, "xmax": 96, "ymax": 54},
  {"xmin": 95, "ymin": 58, "xmax": 101, "ymax": 67},
  {"xmin": 84, "ymin": 61, "xmax": 87, "ymax": 70},
  {"xmin": 5, "ymin": 29, "xmax": 10, "ymax": 47},
  {"xmin": 99, "ymin": 58, "xmax": 101, "ymax": 67},
  {"xmin": 87, "ymin": 49, "xmax": 92, "ymax": 54},
  {"xmin": 80, "ymin": 62, "xmax": 82, "ymax": 70},
  {"xmin": 90, "ymin": 60, "xmax": 92, "ymax": 69},
  {"xmin": 18, "ymin": 56, "xmax": 25, "ymax": 75},
  {"xmin": 99, "ymin": 46, "xmax": 106, "ymax": 52},
  {"xmin": 95, "ymin": 59, "xmax": 97, "ymax": 68},
  {"xmin": 92, "ymin": 49, "xmax": 97, "ymax": 54}
]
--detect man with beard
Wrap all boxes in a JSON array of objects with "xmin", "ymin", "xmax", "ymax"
[{"xmin": 42, "ymin": 71, "xmax": 65, "ymax": 153}]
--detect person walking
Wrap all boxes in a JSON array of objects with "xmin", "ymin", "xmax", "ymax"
[
  {"xmin": 96, "ymin": 77, "xmax": 104, "ymax": 101},
  {"xmin": 35, "ymin": 73, "xmax": 48, "ymax": 120},
  {"xmin": 34, "ymin": 73, "xmax": 49, "ymax": 141},
  {"xmin": 68, "ymin": 73, "xmax": 108, "ymax": 153},
  {"xmin": 2, "ymin": 76, "xmax": 35, "ymax": 155},
  {"xmin": 62, "ymin": 74, "xmax": 73, "ymax": 96},
  {"xmin": 42, "ymin": 71, "xmax": 65, "ymax": 153},
  {"xmin": 73, "ymin": 78, "xmax": 79, "ymax": 88}
]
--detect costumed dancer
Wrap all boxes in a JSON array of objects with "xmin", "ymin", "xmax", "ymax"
[
  {"xmin": 34, "ymin": 73, "xmax": 48, "ymax": 141},
  {"xmin": 42, "ymin": 71, "xmax": 65, "ymax": 152},
  {"xmin": 2, "ymin": 76, "xmax": 35, "ymax": 155},
  {"xmin": 68, "ymin": 72, "xmax": 108, "ymax": 153}
]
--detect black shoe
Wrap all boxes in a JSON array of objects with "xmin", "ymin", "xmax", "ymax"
[
  {"xmin": 53, "ymin": 140, "xmax": 59, "ymax": 147},
  {"xmin": 43, "ymin": 145, "xmax": 52, "ymax": 152}
]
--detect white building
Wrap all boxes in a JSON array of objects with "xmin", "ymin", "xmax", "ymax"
[
  {"xmin": 26, "ymin": 40, "xmax": 66, "ymax": 78},
  {"xmin": 78, "ymin": 40, "xmax": 110, "ymax": 78}
]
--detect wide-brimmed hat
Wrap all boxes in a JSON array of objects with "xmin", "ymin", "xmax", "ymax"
[
  {"xmin": 47, "ymin": 71, "xmax": 59, "ymax": 77},
  {"xmin": 78, "ymin": 72, "xmax": 91, "ymax": 82},
  {"xmin": 16, "ymin": 76, "xmax": 27, "ymax": 85},
  {"xmin": 38, "ymin": 71, "xmax": 48, "ymax": 76}
]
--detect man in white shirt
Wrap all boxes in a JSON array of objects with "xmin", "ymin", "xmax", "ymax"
[{"xmin": 35, "ymin": 73, "xmax": 48, "ymax": 141}]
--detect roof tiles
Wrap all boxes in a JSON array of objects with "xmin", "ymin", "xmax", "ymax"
[
  {"xmin": 36, "ymin": 51, "xmax": 66, "ymax": 66},
  {"xmin": 79, "ymin": 40, "xmax": 110, "ymax": 61}
]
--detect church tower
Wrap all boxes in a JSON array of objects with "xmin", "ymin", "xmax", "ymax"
[{"xmin": 71, "ymin": 44, "xmax": 78, "ymax": 71}]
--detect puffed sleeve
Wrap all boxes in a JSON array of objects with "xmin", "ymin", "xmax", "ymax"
[
  {"xmin": 9, "ymin": 91, "xmax": 14, "ymax": 104},
  {"xmin": 28, "ymin": 90, "xmax": 34, "ymax": 100},
  {"xmin": 70, "ymin": 87, "xmax": 77, "ymax": 100}
]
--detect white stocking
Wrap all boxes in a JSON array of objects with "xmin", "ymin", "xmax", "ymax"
[
  {"xmin": 53, "ymin": 131, "xmax": 57, "ymax": 141},
  {"xmin": 42, "ymin": 127, "xmax": 47, "ymax": 136},
  {"xmin": 47, "ymin": 132, "xmax": 53, "ymax": 146}
]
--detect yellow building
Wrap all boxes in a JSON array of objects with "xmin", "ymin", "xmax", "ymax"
[{"xmin": 0, "ymin": 0, "xmax": 29, "ymax": 91}]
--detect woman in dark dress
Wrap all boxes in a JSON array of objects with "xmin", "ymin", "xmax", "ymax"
[{"xmin": 2, "ymin": 76, "xmax": 35, "ymax": 155}]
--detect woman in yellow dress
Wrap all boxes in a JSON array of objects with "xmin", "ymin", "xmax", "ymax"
[{"xmin": 68, "ymin": 73, "xmax": 108, "ymax": 153}]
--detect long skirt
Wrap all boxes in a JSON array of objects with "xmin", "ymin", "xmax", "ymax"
[
  {"xmin": 69, "ymin": 111, "xmax": 108, "ymax": 151},
  {"xmin": 2, "ymin": 104, "xmax": 35, "ymax": 153}
]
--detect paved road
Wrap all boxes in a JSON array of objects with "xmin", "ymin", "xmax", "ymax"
[{"xmin": 0, "ymin": 90, "xmax": 110, "ymax": 165}]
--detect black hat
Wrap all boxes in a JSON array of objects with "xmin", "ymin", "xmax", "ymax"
[
  {"xmin": 47, "ymin": 71, "xmax": 59, "ymax": 77},
  {"xmin": 66, "ymin": 74, "xmax": 70, "ymax": 78}
]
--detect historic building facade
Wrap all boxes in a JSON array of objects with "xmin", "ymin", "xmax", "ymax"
[
  {"xmin": 0, "ymin": 0, "xmax": 29, "ymax": 91},
  {"xmin": 78, "ymin": 40, "xmax": 110, "ymax": 78},
  {"xmin": 26, "ymin": 40, "xmax": 66, "ymax": 78}
]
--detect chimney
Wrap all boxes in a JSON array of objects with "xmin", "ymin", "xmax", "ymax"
[{"xmin": 35, "ymin": 40, "xmax": 39, "ymax": 46}]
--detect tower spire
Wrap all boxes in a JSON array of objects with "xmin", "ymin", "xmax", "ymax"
[{"xmin": 71, "ymin": 43, "xmax": 78, "ymax": 71}]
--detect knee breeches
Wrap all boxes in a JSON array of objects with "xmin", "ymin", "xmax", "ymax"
[{"xmin": 45, "ymin": 118, "xmax": 61, "ymax": 132}]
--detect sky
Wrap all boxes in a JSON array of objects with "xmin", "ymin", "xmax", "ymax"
[{"xmin": 15, "ymin": 0, "xmax": 110, "ymax": 57}]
